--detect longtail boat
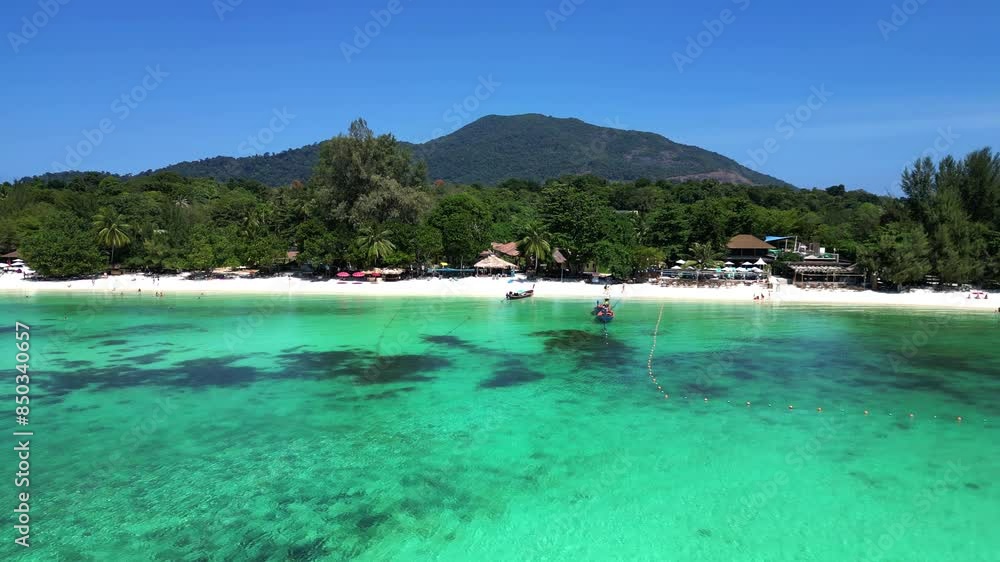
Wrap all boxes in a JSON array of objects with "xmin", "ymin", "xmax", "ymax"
[{"xmin": 595, "ymin": 307, "xmax": 615, "ymax": 323}]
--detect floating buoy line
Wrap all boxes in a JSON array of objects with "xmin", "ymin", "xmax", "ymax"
[{"xmin": 645, "ymin": 303, "xmax": 986, "ymax": 425}]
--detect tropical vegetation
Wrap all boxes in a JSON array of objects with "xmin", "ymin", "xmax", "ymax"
[{"xmin": 2, "ymin": 118, "xmax": 997, "ymax": 292}]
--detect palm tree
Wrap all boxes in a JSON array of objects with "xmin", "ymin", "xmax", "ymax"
[
  {"xmin": 355, "ymin": 226, "xmax": 396, "ymax": 268},
  {"xmin": 240, "ymin": 208, "xmax": 263, "ymax": 238},
  {"xmin": 518, "ymin": 224, "xmax": 552, "ymax": 276},
  {"xmin": 93, "ymin": 209, "xmax": 131, "ymax": 268},
  {"xmin": 174, "ymin": 197, "xmax": 190, "ymax": 208},
  {"xmin": 686, "ymin": 242, "xmax": 721, "ymax": 281}
]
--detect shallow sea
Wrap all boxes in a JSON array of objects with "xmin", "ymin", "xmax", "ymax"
[{"xmin": 2, "ymin": 294, "xmax": 998, "ymax": 561}]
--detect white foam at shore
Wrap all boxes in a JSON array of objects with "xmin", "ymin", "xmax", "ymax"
[{"xmin": 0, "ymin": 272, "xmax": 996, "ymax": 311}]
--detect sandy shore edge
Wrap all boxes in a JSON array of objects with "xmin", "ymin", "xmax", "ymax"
[{"xmin": 2, "ymin": 273, "xmax": 997, "ymax": 312}]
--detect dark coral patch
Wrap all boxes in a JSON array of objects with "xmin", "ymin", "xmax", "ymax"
[
  {"xmin": 480, "ymin": 358, "xmax": 546, "ymax": 388},
  {"xmin": 277, "ymin": 348, "xmax": 449, "ymax": 385}
]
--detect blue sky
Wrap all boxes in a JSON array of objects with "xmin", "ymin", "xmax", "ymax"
[{"xmin": 3, "ymin": 0, "xmax": 998, "ymax": 193}]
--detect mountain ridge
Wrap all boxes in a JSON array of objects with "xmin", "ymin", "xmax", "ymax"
[{"xmin": 20, "ymin": 114, "xmax": 792, "ymax": 188}]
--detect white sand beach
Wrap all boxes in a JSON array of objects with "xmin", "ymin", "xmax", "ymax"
[{"xmin": 1, "ymin": 272, "xmax": 997, "ymax": 311}]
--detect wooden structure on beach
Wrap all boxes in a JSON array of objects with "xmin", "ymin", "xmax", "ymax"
[{"xmin": 789, "ymin": 261, "xmax": 864, "ymax": 288}]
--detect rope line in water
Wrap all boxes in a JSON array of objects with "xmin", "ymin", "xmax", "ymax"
[{"xmin": 644, "ymin": 303, "xmax": 983, "ymax": 425}]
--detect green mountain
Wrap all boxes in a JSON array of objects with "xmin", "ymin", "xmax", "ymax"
[
  {"xmin": 144, "ymin": 114, "xmax": 789, "ymax": 187},
  {"xmin": 406, "ymin": 114, "xmax": 789, "ymax": 186}
]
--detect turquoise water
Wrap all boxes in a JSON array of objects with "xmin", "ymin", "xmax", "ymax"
[{"xmin": 2, "ymin": 294, "xmax": 999, "ymax": 561}]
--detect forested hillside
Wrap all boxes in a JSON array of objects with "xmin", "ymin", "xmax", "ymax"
[
  {"xmin": 2, "ymin": 119, "xmax": 997, "ymax": 289},
  {"xmin": 76, "ymin": 114, "xmax": 790, "ymax": 188}
]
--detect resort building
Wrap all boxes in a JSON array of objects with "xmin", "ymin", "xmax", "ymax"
[{"xmin": 726, "ymin": 234, "xmax": 776, "ymax": 264}]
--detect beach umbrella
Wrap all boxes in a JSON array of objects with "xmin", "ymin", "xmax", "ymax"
[
  {"xmin": 741, "ymin": 261, "xmax": 753, "ymax": 266},
  {"xmin": 352, "ymin": 271, "xmax": 365, "ymax": 278},
  {"xmin": 675, "ymin": 259, "xmax": 686, "ymax": 265},
  {"xmin": 754, "ymin": 258, "xmax": 767, "ymax": 266},
  {"xmin": 670, "ymin": 265, "xmax": 682, "ymax": 270},
  {"xmin": 724, "ymin": 261, "xmax": 734, "ymax": 266},
  {"xmin": 336, "ymin": 271, "xmax": 350, "ymax": 278}
]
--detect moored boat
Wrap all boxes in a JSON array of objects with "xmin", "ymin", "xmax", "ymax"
[{"xmin": 506, "ymin": 289, "xmax": 534, "ymax": 300}]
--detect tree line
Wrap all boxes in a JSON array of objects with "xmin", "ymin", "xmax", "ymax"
[{"xmin": 1, "ymin": 119, "xmax": 997, "ymax": 289}]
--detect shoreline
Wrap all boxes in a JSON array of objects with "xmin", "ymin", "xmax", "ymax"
[{"xmin": 1, "ymin": 273, "xmax": 997, "ymax": 312}]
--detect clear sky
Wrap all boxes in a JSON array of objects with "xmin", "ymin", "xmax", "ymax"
[{"xmin": 3, "ymin": 0, "xmax": 998, "ymax": 193}]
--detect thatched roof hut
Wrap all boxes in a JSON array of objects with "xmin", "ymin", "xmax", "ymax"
[{"xmin": 474, "ymin": 254, "xmax": 517, "ymax": 269}]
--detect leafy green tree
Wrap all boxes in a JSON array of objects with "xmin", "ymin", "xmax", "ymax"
[
  {"xmin": 93, "ymin": 208, "xmax": 131, "ymax": 267},
  {"xmin": 686, "ymin": 199, "xmax": 732, "ymax": 248},
  {"xmin": 411, "ymin": 224, "xmax": 444, "ymax": 264},
  {"xmin": 646, "ymin": 204, "xmax": 691, "ymax": 259},
  {"xmin": 901, "ymin": 157, "xmax": 936, "ymax": 229},
  {"xmin": 21, "ymin": 213, "xmax": 104, "ymax": 277},
  {"xmin": 241, "ymin": 234, "xmax": 285, "ymax": 269},
  {"xmin": 858, "ymin": 223, "xmax": 931, "ymax": 291},
  {"xmin": 928, "ymin": 189, "xmax": 987, "ymax": 284},
  {"xmin": 539, "ymin": 183, "xmax": 610, "ymax": 262},
  {"xmin": 632, "ymin": 246, "xmax": 665, "ymax": 272},
  {"xmin": 959, "ymin": 148, "xmax": 999, "ymax": 225},
  {"xmin": 428, "ymin": 193, "xmax": 490, "ymax": 264},
  {"xmin": 311, "ymin": 118, "xmax": 427, "ymax": 226},
  {"xmin": 140, "ymin": 228, "xmax": 173, "ymax": 271},
  {"xmin": 592, "ymin": 240, "xmax": 633, "ymax": 280}
]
